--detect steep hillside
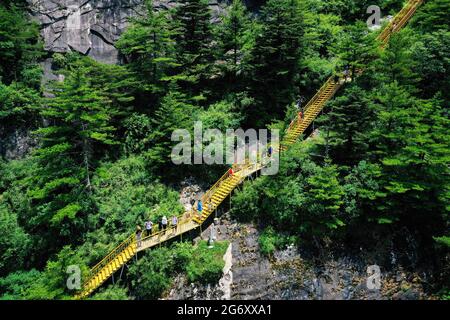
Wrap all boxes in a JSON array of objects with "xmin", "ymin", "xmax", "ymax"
[{"xmin": 0, "ymin": 0, "xmax": 448, "ymax": 300}]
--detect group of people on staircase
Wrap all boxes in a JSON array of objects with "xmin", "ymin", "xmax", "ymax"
[
  {"xmin": 135, "ymin": 215, "xmax": 180, "ymax": 248},
  {"xmin": 334, "ymin": 65, "xmax": 352, "ymax": 84},
  {"xmin": 134, "ymin": 158, "xmax": 278, "ymax": 249}
]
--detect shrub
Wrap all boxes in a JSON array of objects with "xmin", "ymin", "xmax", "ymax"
[
  {"xmin": 259, "ymin": 227, "xmax": 296, "ymax": 257},
  {"xmin": 186, "ymin": 241, "xmax": 228, "ymax": 284},
  {"xmin": 90, "ymin": 285, "xmax": 129, "ymax": 300},
  {"xmin": 128, "ymin": 247, "xmax": 175, "ymax": 299}
]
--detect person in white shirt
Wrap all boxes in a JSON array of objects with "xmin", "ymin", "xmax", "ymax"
[
  {"xmin": 162, "ymin": 216, "xmax": 168, "ymax": 230},
  {"xmin": 145, "ymin": 220, "xmax": 153, "ymax": 236},
  {"xmin": 172, "ymin": 216, "xmax": 178, "ymax": 231}
]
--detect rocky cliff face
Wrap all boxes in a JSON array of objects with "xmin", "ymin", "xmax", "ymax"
[
  {"xmin": 27, "ymin": 0, "xmax": 256, "ymax": 64},
  {"xmin": 28, "ymin": 0, "xmax": 145, "ymax": 64},
  {"xmin": 165, "ymin": 216, "xmax": 437, "ymax": 300},
  {"xmin": 0, "ymin": 126, "xmax": 37, "ymax": 160}
]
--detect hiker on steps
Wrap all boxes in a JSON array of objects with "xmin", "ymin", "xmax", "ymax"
[
  {"xmin": 291, "ymin": 98, "xmax": 303, "ymax": 127},
  {"xmin": 297, "ymin": 110, "xmax": 303, "ymax": 124},
  {"xmin": 162, "ymin": 215, "xmax": 168, "ymax": 231},
  {"xmin": 197, "ymin": 200, "xmax": 203, "ymax": 219},
  {"xmin": 333, "ymin": 73, "xmax": 340, "ymax": 84},
  {"xmin": 136, "ymin": 226, "xmax": 142, "ymax": 248},
  {"xmin": 145, "ymin": 220, "xmax": 153, "ymax": 237},
  {"xmin": 296, "ymin": 97, "xmax": 302, "ymax": 109},
  {"xmin": 343, "ymin": 65, "xmax": 351, "ymax": 83},
  {"xmin": 189, "ymin": 198, "xmax": 196, "ymax": 218},
  {"xmin": 172, "ymin": 215, "xmax": 178, "ymax": 231}
]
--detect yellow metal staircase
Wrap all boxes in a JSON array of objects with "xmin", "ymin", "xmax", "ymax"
[
  {"xmin": 282, "ymin": 76, "xmax": 342, "ymax": 148},
  {"xmin": 377, "ymin": 0, "xmax": 424, "ymax": 46},
  {"xmin": 282, "ymin": 0, "xmax": 424, "ymax": 149},
  {"xmin": 75, "ymin": 0, "xmax": 423, "ymax": 299},
  {"xmin": 76, "ymin": 234, "xmax": 136, "ymax": 299},
  {"xmin": 192, "ymin": 171, "xmax": 242, "ymax": 224}
]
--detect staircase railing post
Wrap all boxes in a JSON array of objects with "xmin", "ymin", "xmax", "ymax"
[{"xmin": 119, "ymin": 264, "xmax": 125, "ymax": 281}]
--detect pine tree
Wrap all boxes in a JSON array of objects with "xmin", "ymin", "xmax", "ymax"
[
  {"xmin": 0, "ymin": 3, "xmax": 44, "ymax": 131},
  {"xmin": 411, "ymin": 0, "xmax": 450, "ymax": 33},
  {"xmin": 367, "ymin": 82, "xmax": 450, "ymax": 230},
  {"xmin": 321, "ymin": 84, "xmax": 374, "ymax": 167},
  {"xmin": 247, "ymin": 0, "xmax": 305, "ymax": 126},
  {"xmin": 116, "ymin": 0, "xmax": 176, "ymax": 100},
  {"xmin": 304, "ymin": 160, "xmax": 345, "ymax": 234},
  {"xmin": 0, "ymin": 204, "xmax": 30, "ymax": 276},
  {"xmin": 29, "ymin": 60, "xmax": 121, "ymax": 237},
  {"xmin": 145, "ymin": 91, "xmax": 196, "ymax": 175},
  {"xmin": 0, "ymin": 82, "xmax": 42, "ymax": 125},
  {"xmin": 412, "ymin": 30, "xmax": 450, "ymax": 103},
  {"xmin": 216, "ymin": 0, "xmax": 251, "ymax": 84},
  {"xmin": 332, "ymin": 21, "xmax": 378, "ymax": 79},
  {"xmin": 171, "ymin": 0, "xmax": 214, "ymax": 98},
  {"xmin": 0, "ymin": 3, "xmax": 43, "ymax": 85},
  {"xmin": 212, "ymin": 0, "xmax": 253, "ymax": 109},
  {"xmin": 373, "ymin": 31, "xmax": 419, "ymax": 91},
  {"xmin": 75, "ymin": 57, "xmax": 137, "ymax": 136}
]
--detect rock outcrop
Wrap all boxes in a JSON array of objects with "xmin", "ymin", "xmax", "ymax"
[
  {"xmin": 27, "ymin": 0, "xmax": 146, "ymax": 64},
  {"xmin": 164, "ymin": 215, "xmax": 436, "ymax": 300},
  {"xmin": 27, "ymin": 0, "xmax": 255, "ymax": 64},
  {"xmin": 0, "ymin": 126, "xmax": 37, "ymax": 160}
]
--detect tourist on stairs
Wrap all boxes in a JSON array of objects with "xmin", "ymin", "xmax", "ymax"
[
  {"xmin": 162, "ymin": 215, "xmax": 168, "ymax": 231},
  {"xmin": 172, "ymin": 215, "xmax": 178, "ymax": 231},
  {"xmin": 197, "ymin": 200, "xmax": 203, "ymax": 219},
  {"xmin": 136, "ymin": 226, "xmax": 142, "ymax": 248},
  {"xmin": 145, "ymin": 220, "xmax": 153, "ymax": 237}
]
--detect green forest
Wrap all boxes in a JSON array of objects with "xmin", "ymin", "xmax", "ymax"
[{"xmin": 0, "ymin": 0, "xmax": 448, "ymax": 300}]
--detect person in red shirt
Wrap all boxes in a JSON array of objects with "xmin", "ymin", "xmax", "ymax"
[{"xmin": 297, "ymin": 111, "xmax": 303, "ymax": 125}]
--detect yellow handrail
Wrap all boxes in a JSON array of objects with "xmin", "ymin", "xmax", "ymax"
[
  {"xmin": 81, "ymin": 233, "xmax": 135, "ymax": 291},
  {"xmin": 286, "ymin": 76, "xmax": 337, "ymax": 133},
  {"xmin": 201, "ymin": 169, "xmax": 232, "ymax": 204},
  {"xmin": 377, "ymin": 0, "xmax": 423, "ymax": 45}
]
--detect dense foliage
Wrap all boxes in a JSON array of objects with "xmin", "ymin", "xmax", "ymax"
[
  {"xmin": 128, "ymin": 241, "xmax": 228, "ymax": 299},
  {"xmin": 0, "ymin": 0, "xmax": 448, "ymax": 299}
]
